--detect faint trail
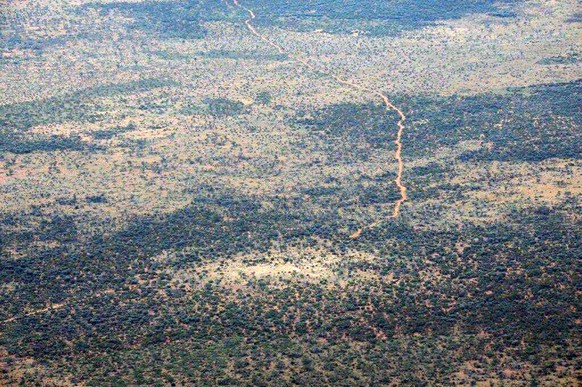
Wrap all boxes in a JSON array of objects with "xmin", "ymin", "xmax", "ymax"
[
  {"xmin": 231, "ymin": 0, "xmax": 407, "ymax": 238},
  {"xmin": 1, "ymin": 303, "xmax": 66, "ymax": 324},
  {"xmin": 1, "ymin": 290, "xmax": 113, "ymax": 324}
]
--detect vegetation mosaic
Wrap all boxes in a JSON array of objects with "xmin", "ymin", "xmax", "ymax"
[{"xmin": 1, "ymin": 0, "xmax": 580, "ymax": 385}]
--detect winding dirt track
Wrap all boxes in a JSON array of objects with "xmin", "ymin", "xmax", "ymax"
[
  {"xmin": 1, "ymin": 4, "xmax": 408, "ymax": 326},
  {"xmin": 231, "ymin": 1, "xmax": 407, "ymax": 238}
]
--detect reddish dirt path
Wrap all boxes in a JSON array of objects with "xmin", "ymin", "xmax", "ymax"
[{"xmin": 231, "ymin": 0, "xmax": 407, "ymax": 238}]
